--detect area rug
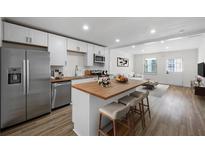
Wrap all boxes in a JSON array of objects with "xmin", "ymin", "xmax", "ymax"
[{"xmin": 135, "ymin": 84, "xmax": 169, "ymax": 97}]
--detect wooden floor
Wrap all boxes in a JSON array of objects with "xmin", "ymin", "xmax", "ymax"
[
  {"xmin": 1, "ymin": 85, "xmax": 205, "ymax": 136},
  {"xmin": 0, "ymin": 105, "xmax": 76, "ymax": 136}
]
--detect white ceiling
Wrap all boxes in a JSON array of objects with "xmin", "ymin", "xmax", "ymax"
[
  {"xmin": 111, "ymin": 34, "xmax": 203, "ymax": 55},
  {"xmin": 5, "ymin": 17, "xmax": 205, "ymax": 48}
]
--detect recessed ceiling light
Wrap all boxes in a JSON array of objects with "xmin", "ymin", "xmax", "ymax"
[
  {"xmin": 160, "ymin": 40, "xmax": 164, "ymax": 44},
  {"xmin": 132, "ymin": 45, "xmax": 136, "ymax": 48},
  {"xmin": 166, "ymin": 46, "xmax": 169, "ymax": 49},
  {"xmin": 115, "ymin": 39, "xmax": 120, "ymax": 43},
  {"xmin": 83, "ymin": 25, "xmax": 89, "ymax": 30},
  {"xmin": 150, "ymin": 29, "xmax": 156, "ymax": 34}
]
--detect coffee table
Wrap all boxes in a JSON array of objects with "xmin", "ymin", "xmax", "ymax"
[{"xmin": 142, "ymin": 80, "xmax": 158, "ymax": 90}]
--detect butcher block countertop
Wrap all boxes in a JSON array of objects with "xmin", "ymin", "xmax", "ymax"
[
  {"xmin": 50, "ymin": 75, "xmax": 97, "ymax": 83},
  {"xmin": 72, "ymin": 79, "xmax": 148, "ymax": 100}
]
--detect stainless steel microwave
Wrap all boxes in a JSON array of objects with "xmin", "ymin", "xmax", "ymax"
[{"xmin": 94, "ymin": 54, "xmax": 105, "ymax": 64}]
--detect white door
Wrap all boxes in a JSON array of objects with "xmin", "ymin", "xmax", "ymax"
[
  {"xmin": 165, "ymin": 58, "xmax": 183, "ymax": 86},
  {"xmin": 3, "ymin": 22, "xmax": 29, "ymax": 44}
]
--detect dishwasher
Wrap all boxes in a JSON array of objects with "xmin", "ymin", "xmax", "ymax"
[{"xmin": 51, "ymin": 81, "xmax": 71, "ymax": 109}]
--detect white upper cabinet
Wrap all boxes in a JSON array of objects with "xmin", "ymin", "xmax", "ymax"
[
  {"xmin": 94, "ymin": 45, "xmax": 105, "ymax": 55},
  {"xmin": 28, "ymin": 28, "xmax": 48, "ymax": 47},
  {"xmin": 48, "ymin": 34, "xmax": 67, "ymax": 66},
  {"xmin": 85, "ymin": 43, "xmax": 94, "ymax": 66},
  {"xmin": 67, "ymin": 38, "xmax": 87, "ymax": 53},
  {"xmin": 3, "ymin": 22, "xmax": 48, "ymax": 47},
  {"xmin": 3, "ymin": 22, "xmax": 29, "ymax": 44}
]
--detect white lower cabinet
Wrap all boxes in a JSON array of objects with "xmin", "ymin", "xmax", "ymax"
[{"xmin": 48, "ymin": 34, "xmax": 67, "ymax": 66}]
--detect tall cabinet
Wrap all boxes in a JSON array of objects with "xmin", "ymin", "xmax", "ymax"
[
  {"xmin": 48, "ymin": 34, "xmax": 67, "ymax": 66},
  {"xmin": 85, "ymin": 43, "xmax": 94, "ymax": 66}
]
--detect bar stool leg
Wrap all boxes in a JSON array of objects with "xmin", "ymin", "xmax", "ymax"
[
  {"xmin": 129, "ymin": 109, "xmax": 135, "ymax": 135},
  {"xmin": 113, "ymin": 120, "xmax": 117, "ymax": 136},
  {"xmin": 146, "ymin": 96, "xmax": 151, "ymax": 119},
  {"xmin": 127, "ymin": 112, "xmax": 132, "ymax": 136},
  {"xmin": 98, "ymin": 113, "xmax": 102, "ymax": 136},
  {"xmin": 141, "ymin": 99, "xmax": 146, "ymax": 128}
]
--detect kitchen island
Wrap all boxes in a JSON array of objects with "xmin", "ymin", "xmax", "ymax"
[{"xmin": 72, "ymin": 79, "xmax": 147, "ymax": 136}]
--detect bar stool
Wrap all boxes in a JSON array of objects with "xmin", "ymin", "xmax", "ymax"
[
  {"xmin": 98, "ymin": 102, "xmax": 130, "ymax": 136},
  {"xmin": 118, "ymin": 95, "xmax": 145, "ymax": 132},
  {"xmin": 130, "ymin": 91, "xmax": 151, "ymax": 127}
]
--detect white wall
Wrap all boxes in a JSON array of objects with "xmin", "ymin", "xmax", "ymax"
[
  {"xmin": 63, "ymin": 52, "xmax": 85, "ymax": 76},
  {"xmin": 198, "ymin": 34, "xmax": 205, "ymax": 63},
  {"xmin": 198, "ymin": 34, "xmax": 205, "ymax": 82},
  {"xmin": 134, "ymin": 49, "xmax": 198, "ymax": 87},
  {"xmin": 109, "ymin": 48, "xmax": 134, "ymax": 75}
]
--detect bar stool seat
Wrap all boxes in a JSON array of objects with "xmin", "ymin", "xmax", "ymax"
[
  {"xmin": 99, "ymin": 102, "xmax": 129, "ymax": 120},
  {"xmin": 130, "ymin": 91, "xmax": 148, "ymax": 99},
  {"xmin": 118, "ymin": 95, "xmax": 145, "ymax": 132},
  {"xmin": 130, "ymin": 90, "xmax": 151, "ymax": 127},
  {"xmin": 118, "ymin": 95, "xmax": 140, "ymax": 107},
  {"xmin": 98, "ymin": 102, "xmax": 130, "ymax": 136}
]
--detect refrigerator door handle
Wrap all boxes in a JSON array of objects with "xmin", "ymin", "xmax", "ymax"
[
  {"xmin": 23, "ymin": 60, "xmax": 26, "ymax": 95},
  {"xmin": 27, "ymin": 60, "xmax": 30, "ymax": 94}
]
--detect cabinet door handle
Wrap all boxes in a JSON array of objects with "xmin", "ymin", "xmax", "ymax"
[
  {"xmin": 76, "ymin": 46, "xmax": 80, "ymax": 51},
  {"xmin": 26, "ymin": 37, "xmax": 29, "ymax": 43}
]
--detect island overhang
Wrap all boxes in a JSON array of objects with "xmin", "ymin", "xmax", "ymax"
[{"xmin": 72, "ymin": 79, "xmax": 148, "ymax": 100}]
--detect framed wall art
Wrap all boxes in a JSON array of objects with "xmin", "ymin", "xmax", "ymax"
[{"xmin": 117, "ymin": 57, "xmax": 129, "ymax": 67}]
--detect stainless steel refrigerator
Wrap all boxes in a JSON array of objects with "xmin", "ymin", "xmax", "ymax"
[{"xmin": 0, "ymin": 47, "xmax": 51, "ymax": 129}]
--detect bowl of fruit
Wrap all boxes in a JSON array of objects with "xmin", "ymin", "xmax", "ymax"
[{"xmin": 115, "ymin": 75, "xmax": 128, "ymax": 83}]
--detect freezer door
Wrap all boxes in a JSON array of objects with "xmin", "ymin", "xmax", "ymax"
[
  {"xmin": 26, "ymin": 50, "xmax": 51, "ymax": 120},
  {"xmin": 1, "ymin": 48, "xmax": 26, "ymax": 128}
]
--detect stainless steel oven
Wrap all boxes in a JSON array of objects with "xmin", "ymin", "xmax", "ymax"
[{"xmin": 94, "ymin": 54, "xmax": 105, "ymax": 64}]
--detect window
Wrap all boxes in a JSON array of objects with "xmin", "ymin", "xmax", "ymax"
[
  {"xmin": 166, "ymin": 58, "xmax": 182, "ymax": 72},
  {"xmin": 144, "ymin": 58, "xmax": 157, "ymax": 73}
]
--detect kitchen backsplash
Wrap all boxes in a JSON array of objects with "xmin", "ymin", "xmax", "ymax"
[{"xmin": 63, "ymin": 52, "xmax": 85, "ymax": 76}]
